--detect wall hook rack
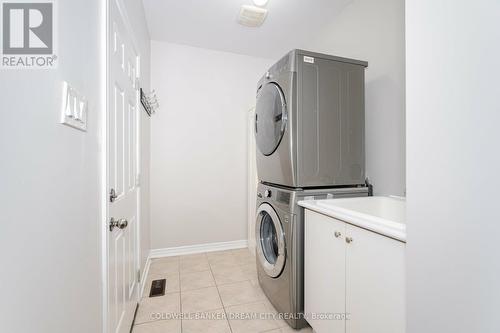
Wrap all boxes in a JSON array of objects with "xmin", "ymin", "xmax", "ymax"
[{"xmin": 140, "ymin": 88, "xmax": 159, "ymax": 116}]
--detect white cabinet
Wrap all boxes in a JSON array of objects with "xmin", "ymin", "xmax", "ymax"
[
  {"xmin": 304, "ymin": 210, "xmax": 405, "ymax": 333},
  {"xmin": 345, "ymin": 223, "xmax": 405, "ymax": 333},
  {"xmin": 304, "ymin": 212, "xmax": 346, "ymax": 333}
]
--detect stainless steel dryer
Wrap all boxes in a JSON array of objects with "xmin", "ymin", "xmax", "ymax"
[
  {"xmin": 255, "ymin": 49, "xmax": 368, "ymax": 188},
  {"xmin": 255, "ymin": 183, "xmax": 369, "ymax": 329}
]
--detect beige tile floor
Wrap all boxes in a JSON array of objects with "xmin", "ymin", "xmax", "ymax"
[{"xmin": 133, "ymin": 248, "xmax": 312, "ymax": 333}]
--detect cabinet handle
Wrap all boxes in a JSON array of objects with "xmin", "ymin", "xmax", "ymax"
[
  {"xmin": 346, "ymin": 237, "xmax": 353, "ymax": 244},
  {"xmin": 334, "ymin": 231, "xmax": 342, "ymax": 238}
]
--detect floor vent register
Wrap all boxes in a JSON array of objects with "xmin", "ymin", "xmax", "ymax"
[{"xmin": 149, "ymin": 279, "xmax": 166, "ymax": 297}]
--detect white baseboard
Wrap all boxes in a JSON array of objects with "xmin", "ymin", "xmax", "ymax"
[
  {"xmin": 149, "ymin": 239, "xmax": 248, "ymax": 258},
  {"xmin": 139, "ymin": 256, "xmax": 152, "ymax": 298}
]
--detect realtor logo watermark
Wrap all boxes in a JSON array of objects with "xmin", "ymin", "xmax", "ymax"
[{"xmin": 1, "ymin": 0, "xmax": 57, "ymax": 68}]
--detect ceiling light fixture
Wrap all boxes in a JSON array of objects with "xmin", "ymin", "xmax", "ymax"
[
  {"xmin": 253, "ymin": 0, "xmax": 268, "ymax": 7},
  {"xmin": 238, "ymin": 5, "xmax": 268, "ymax": 27}
]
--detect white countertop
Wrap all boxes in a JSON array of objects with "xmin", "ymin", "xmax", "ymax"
[{"xmin": 298, "ymin": 196, "xmax": 406, "ymax": 242}]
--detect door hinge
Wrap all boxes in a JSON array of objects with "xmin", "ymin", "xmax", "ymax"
[{"xmin": 137, "ymin": 269, "xmax": 141, "ymax": 283}]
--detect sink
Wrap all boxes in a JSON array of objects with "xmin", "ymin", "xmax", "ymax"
[
  {"xmin": 299, "ymin": 196, "xmax": 406, "ymax": 241},
  {"xmin": 316, "ymin": 196, "xmax": 406, "ymax": 224}
]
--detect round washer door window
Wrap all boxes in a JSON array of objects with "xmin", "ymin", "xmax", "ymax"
[
  {"xmin": 255, "ymin": 203, "xmax": 286, "ymax": 278},
  {"xmin": 255, "ymin": 83, "xmax": 287, "ymax": 156}
]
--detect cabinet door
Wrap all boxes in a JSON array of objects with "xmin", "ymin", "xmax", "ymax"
[
  {"xmin": 304, "ymin": 210, "xmax": 346, "ymax": 333},
  {"xmin": 345, "ymin": 225, "xmax": 405, "ymax": 333}
]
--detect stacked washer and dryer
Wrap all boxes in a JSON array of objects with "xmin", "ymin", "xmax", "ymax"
[{"xmin": 254, "ymin": 50, "xmax": 370, "ymax": 329}]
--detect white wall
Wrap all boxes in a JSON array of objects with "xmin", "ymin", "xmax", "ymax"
[
  {"xmin": 306, "ymin": 0, "xmax": 406, "ymax": 196},
  {"xmin": 0, "ymin": 1, "xmax": 105, "ymax": 332},
  {"xmin": 0, "ymin": 1, "xmax": 150, "ymax": 332},
  {"xmin": 406, "ymin": 1, "xmax": 500, "ymax": 332},
  {"xmin": 150, "ymin": 42, "xmax": 272, "ymax": 249}
]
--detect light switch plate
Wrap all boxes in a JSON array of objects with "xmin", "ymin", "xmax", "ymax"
[{"xmin": 60, "ymin": 81, "xmax": 88, "ymax": 131}]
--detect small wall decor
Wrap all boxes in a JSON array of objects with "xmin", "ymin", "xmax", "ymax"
[{"xmin": 140, "ymin": 88, "xmax": 159, "ymax": 116}]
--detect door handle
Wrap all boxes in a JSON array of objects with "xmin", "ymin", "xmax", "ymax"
[
  {"xmin": 118, "ymin": 218, "xmax": 128, "ymax": 229},
  {"xmin": 109, "ymin": 218, "xmax": 128, "ymax": 231},
  {"xmin": 109, "ymin": 188, "xmax": 117, "ymax": 202}
]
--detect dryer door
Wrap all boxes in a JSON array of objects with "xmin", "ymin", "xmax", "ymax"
[
  {"xmin": 255, "ymin": 82, "xmax": 287, "ymax": 156},
  {"xmin": 256, "ymin": 203, "xmax": 286, "ymax": 278}
]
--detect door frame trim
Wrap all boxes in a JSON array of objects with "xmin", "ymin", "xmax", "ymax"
[
  {"xmin": 100, "ymin": 1, "xmax": 109, "ymax": 332},
  {"xmin": 102, "ymin": 0, "xmax": 143, "ymax": 332}
]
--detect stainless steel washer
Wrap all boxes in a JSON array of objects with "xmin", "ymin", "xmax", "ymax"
[{"xmin": 255, "ymin": 183, "xmax": 369, "ymax": 329}]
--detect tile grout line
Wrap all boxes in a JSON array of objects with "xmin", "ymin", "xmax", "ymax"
[
  {"xmin": 209, "ymin": 251, "xmax": 236, "ymax": 333},
  {"xmin": 214, "ymin": 249, "xmax": 271, "ymax": 332},
  {"xmin": 181, "ymin": 252, "xmax": 231, "ymax": 331},
  {"xmin": 133, "ymin": 258, "xmax": 181, "ymax": 329},
  {"xmin": 144, "ymin": 249, "xmax": 261, "ymax": 332},
  {"xmin": 222, "ymin": 250, "xmax": 286, "ymax": 332}
]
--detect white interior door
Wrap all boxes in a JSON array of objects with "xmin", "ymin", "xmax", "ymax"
[{"xmin": 107, "ymin": 0, "xmax": 140, "ymax": 332}]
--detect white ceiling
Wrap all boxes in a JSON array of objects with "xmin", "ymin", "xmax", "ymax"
[{"xmin": 142, "ymin": 0, "xmax": 351, "ymax": 59}]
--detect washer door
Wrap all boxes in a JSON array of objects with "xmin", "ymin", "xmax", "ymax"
[
  {"xmin": 255, "ymin": 203, "xmax": 286, "ymax": 278},
  {"xmin": 255, "ymin": 82, "xmax": 287, "ymax": 156}
]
